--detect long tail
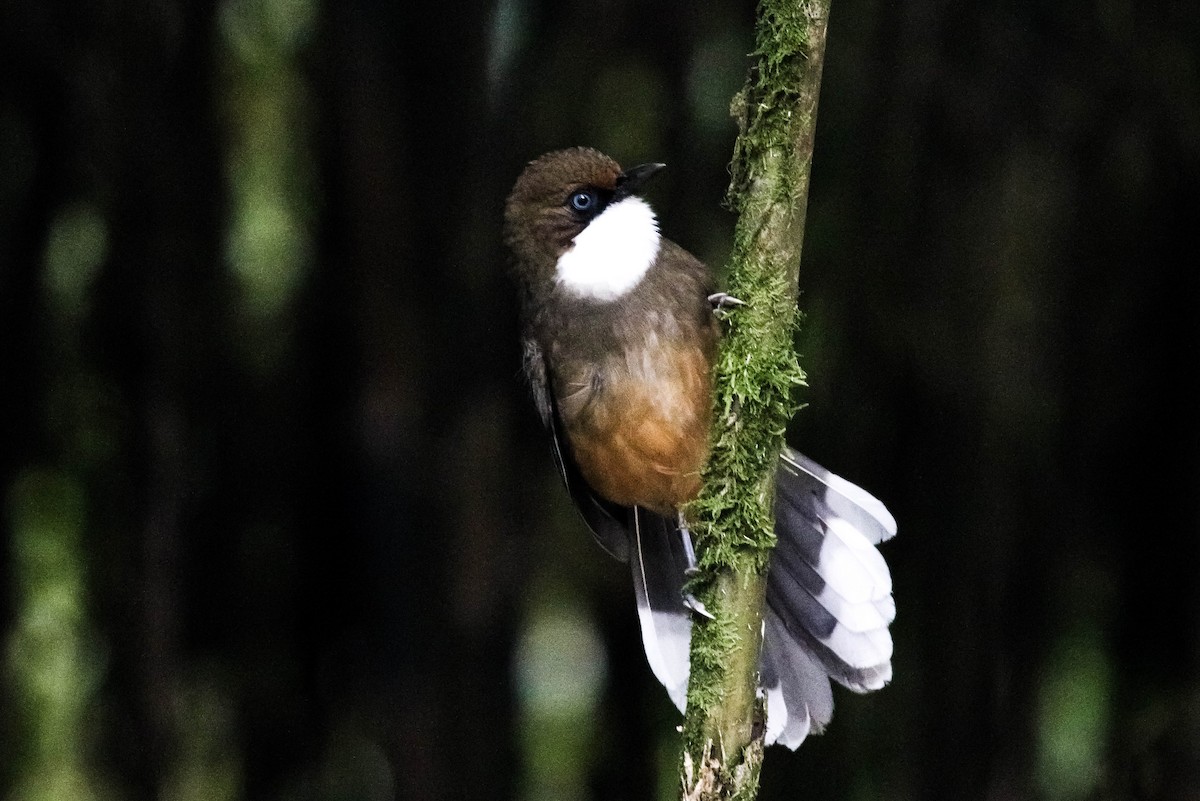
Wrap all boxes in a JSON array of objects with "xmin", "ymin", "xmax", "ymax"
[
  {"xmin": 628, "ymin": 448, "xmax": 897, "ymax": 750},
  {"xmin": 760, "ymin": 448, "xmax": 897, "ymax": 748}
]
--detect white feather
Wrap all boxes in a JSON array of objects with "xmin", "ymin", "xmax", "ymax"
[
  {"xmin": 822, "ymin": 518, "xmax": 893, "ymax": 601},
  {"xmin": 810, "ymin": 504, "xmax": 895, "ymax": 669},
  {"xmin": 555, "ymin": 197, "xmax": 660, "ymax": 300},
  {"xmin": 780, "ymin": 448, "xmax": 897, "ymax": 544},
  {"xmin": 634, "ymin": 604, "xmax": 690, "ymax": 712},
  {"xmin": 630, "ymin": 513, "xmax": 691, "ymax": 712},
  {"xmin": 812, "ymin": 583, "xmax": 892, "ymax": 634},
  {"xmin": 764, "ymin": 682, "xmax": 792, "ymax": 745},
  {"xmin": 821, "ymin": 622, "xmax": 894, "ymax": 669}
]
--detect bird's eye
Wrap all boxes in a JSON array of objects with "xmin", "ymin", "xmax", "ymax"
[{"xmin": 569, "ymin": 191, "xmax": 596, "ymax": 212}]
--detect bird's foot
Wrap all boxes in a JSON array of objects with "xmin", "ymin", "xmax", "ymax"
[
  {"xmin": 677, "ymin": 513, "xmax": 700, "ymax": 571},
  {"xmin": 708, "ymin": 292, "xmax": 747, "ymax": 311},
  {"xmin": 677, "ymin": 514, "xmax": 712, "ymax": 617},
  {"xmin": 684, "ymin": 593, "xmax": 716, "ymax": 620}
]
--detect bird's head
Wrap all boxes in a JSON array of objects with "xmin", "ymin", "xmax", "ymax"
[{"xmin": 504, "ymin": 147, "xmax": 666, "ymax": 302}]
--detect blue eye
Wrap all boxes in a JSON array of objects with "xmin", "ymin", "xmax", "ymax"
[{"xmin": 569, "ymin": 191, "xmax": 596, "ymax": 212}]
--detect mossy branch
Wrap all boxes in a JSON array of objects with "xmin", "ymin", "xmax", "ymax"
[{"xmin": 679, "ymin": 1, "xmax": 831, "ymax": 798}]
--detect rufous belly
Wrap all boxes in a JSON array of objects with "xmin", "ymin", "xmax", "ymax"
[{"xmin": 561, "ymin": 345, "xmax": 712, "ymax": 515}]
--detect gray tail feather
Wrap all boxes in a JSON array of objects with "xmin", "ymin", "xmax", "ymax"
[
  {"xmin": 762, "ymin": 448, "xmax": 896, "ymax": 749},
  {"xmin": 624, "ymin": 450, "xmax": 896, "ymax": 750},
  {"xmin": 760, "ymin": 608, "xmax": 833, "ymax": 748}
]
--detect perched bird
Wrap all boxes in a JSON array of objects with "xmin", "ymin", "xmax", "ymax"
[{"xmin": 504, "ymin": 147, "xmax": 896, "ymax": 749}]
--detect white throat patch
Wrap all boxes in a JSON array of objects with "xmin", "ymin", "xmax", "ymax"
[{"xmin": 555, "ymin": 197, "xmax": 661, "ymax": 301}]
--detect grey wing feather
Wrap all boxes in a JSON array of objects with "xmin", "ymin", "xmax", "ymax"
[
  {"xmin": 522, "ymin": 337, "xmax": 554, "ymax": 426},
  {"xmin": 525, "ymin": 336, "xmax": 630, "ymax": 562},
  {"xmin": 546, "ymin": 417, "xmax": 631, "ymax": 561}
]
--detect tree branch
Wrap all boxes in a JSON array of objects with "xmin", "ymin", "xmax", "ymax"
[{"xmin": 680, "ymin": 1, "xmax": 832, "ymax": 798}]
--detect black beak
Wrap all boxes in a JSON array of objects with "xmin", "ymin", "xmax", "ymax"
[{"xmin": 614, "ymin": 162, "xmax": 666, "ymax": 200}]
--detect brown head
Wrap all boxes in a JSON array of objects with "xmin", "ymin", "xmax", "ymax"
[{"xmin": 504, "ymin": 148, "xmax": 666, "ymax": 302}]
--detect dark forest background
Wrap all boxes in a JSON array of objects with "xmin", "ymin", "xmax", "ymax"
[{"xmin": 1, "ymin": 0, "xmax": 1198, "ymax": 800}]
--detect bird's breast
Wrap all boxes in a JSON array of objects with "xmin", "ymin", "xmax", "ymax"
[{"xmin": 555, "ymin": 337, "xmax": 713, "ymax": 515}]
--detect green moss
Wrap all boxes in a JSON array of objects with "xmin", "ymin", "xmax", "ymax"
[
  {"xmin": 688, "ymin": 286, "xmax": 804, "ymax": 574},
  {"xmin": 678, "ymin": 0, "xmax": 831, "ymax": 797},
  {"xmin": 727, "ymin": 0, "xmax": 829, "ymax": 218},
  {"xmin": 689, "ymin": 0, "xmax": 828, "ymax": 590}
]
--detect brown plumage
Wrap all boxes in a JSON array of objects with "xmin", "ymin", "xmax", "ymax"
[{"xmin": 505, "ymin": 147, "xmax": 718, "ymax": 514}]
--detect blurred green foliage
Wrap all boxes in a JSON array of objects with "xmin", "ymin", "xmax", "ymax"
[
  {"xmin": 219, "ymin": 0, "xmax": 318, "ymax": 369},
  {"xmin": 514, "ymin": 577, "xmax": 606, "ymax": 801},
  {"xmin": 1038, "ymin": 628, "xmax": 1113, "ymax": 801},
  {"xmin": 4, "ymin": 470, "xmax": 108, "ymax": 801}
]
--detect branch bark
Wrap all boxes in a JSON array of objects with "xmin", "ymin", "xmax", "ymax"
[{"xmin": 680, "ymin": 1, "xmax": 832, "ymax": 798}]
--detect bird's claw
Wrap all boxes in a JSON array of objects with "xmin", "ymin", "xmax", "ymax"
[
  {"xmin": 708, "ymin": 292, "xmax": 747, "ymax": 311},
  {"xmin": 677, "ymin": 515, "xmax": 711, "ymax": 617},
  {"xmin": 684, "ymin": 593, "xmax": 716, "ymax": 620}
]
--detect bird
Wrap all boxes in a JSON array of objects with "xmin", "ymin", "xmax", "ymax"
[{"xmin": 503, "ymin": 146, "xmax": 896, "ymax": 749}]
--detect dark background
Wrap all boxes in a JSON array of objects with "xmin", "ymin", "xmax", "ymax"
[{"xmin": 1, "ymin": 0, "xmax": 1198, "ymax": 799}]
